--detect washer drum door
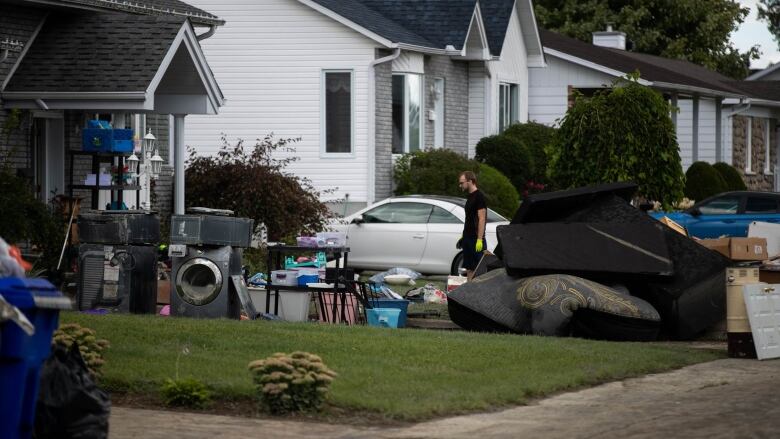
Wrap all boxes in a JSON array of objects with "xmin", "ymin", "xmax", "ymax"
[{"xmin": 175, "ymin": 257, "xmax": 223, "ymax": 306}]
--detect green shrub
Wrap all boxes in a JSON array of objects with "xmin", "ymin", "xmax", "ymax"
[
  {"xmin": 248, "ymin": 351, "xmax": 337, "ymax": 414},
  {"xmin": 478, "ymin": 164, "xmax": 520, "ymax": 219},
  {"xmin": 475, "ymin": 135, "xmax": 534, "ymax": 192},
  {"xmin": 0, "ymin": 170, "xmax": 64, "ymax": 274},
  {"xmin": 52, "ymin": 323, "xmax": 110, "ymax": 378},
  {"xmin": 713, "ymin": 162, "xmax": 747, "ymax": 191},
  {"xmin": 502, "ymin": 122, "xmax": 557, "ymax": 184},
  {"xmin": 684, "ymin": 161, "xmax": 729, "ymax": 202},
  {"xmin": 394, "ymin": 149, "xmax": 480, "ymax": 197},
  {"xmin": 547, "ymin": 75, "xmax": 685, "ymax": 209},
  {"xmin": 161, "ymin": 378, "xmax": 212, "ymax": 409},
  {"xmin": 186, "ymin": 134, "xmax": 333, "ymax": 241}
]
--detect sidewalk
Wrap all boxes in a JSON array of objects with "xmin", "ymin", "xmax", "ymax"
[{"xmin": 110, "ymin": 357, "xmax": 780, "ymax": 439}]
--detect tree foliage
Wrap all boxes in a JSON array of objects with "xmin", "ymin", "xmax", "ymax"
[
  {"xmin": 712, "ymin": 162, "xmax": 747, "ymax": 191},
  {"xmin": 475, "ymin": 134, "xmax": 534, "ymax": 192},
  {"xmin": 685, "ymin": 162, "xmax": 729, "ymax": 202},
  {"xmin": 759, "ymin": 1, "xmax": 780, "ymax": 52},
  {"xmin": 547, "ymin": 75, "xmax": 685, "ymax": 209},
  {"xmin": 535, "ymin": 0, "xmax": 759, "ymax": 79},
  {"xmin": 185, "ymin": 135, "xmax": 333, "ymax": 241}
]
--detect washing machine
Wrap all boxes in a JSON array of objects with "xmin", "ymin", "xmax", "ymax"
[{"xmin": 170, "ymin": 245, "xmax": 243, "ymax": 318}]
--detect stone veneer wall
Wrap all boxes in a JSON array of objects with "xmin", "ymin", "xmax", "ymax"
[{"xmin": 731, "ymin": 116, "xmax": 775, "ymax": 191}]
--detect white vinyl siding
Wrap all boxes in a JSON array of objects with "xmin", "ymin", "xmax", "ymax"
[
  {"xmin": 488, "ymin": 5, "xmax": 528, "ymax": 133},
  {"xmin": 181, "ymin": 0, "xmax": 376, "ymax": 203},
  {"xmin": 468, "ymin": 61, "xmax": 487, "ymax": 156}
]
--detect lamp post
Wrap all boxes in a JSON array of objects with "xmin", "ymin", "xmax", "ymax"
[{"xmin": 134, "ymin": 128, "xmax": 163, "ymax": 209}]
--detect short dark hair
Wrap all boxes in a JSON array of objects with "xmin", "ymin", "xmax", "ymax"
[{"xmin": 460, "ymin": 171, "xmax": 477, "ymax": 184}]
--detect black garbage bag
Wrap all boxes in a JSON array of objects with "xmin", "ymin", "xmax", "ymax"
[{"xmin": 34, "ymin": 344, "xmax": 111, "ymax": 439}]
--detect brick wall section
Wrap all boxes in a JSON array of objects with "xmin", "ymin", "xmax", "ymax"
[
  {"xmin": 732, "ymin": 116, "xmax": 775, "ymax": 191},
  {"xmin": 374, "ymin": 49, "xmax": 394, "ymax": 201},
  {"xmin": 423, "ymin": 55, "xmax": 469, "ymax": 155},
  {"xmin": 0, "ymin": 5, "xmax": 46, "ymax": 172}
]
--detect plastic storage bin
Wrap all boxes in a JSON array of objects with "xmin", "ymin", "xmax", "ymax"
[
  {"xmin": 366, "ymin": 308, "xmax": 401, "ymax": 328},
  {"xmin": 296, "ymin": 236, "xmax": 318, "ymax": 247},
  {"xmin": 0, "ymin": 277, "xmax": 71, "ymax": 439},
  {"xmin": 297, "ymin": 268, "xmax": 319, "ymax": 286},
  {"xmin": 82, "ymin": 128, "xmax": 134, "ymax": 153},
  {"xmin": 271, "ymin": 270, "xmax": 298, "ymax": 287},
  {"xmin": 316, "ymin": 232, "xmax": 347, "ymax": 247},
  {"xmin": 248, "ymin": 287, "xmax": 311, "ymax": 321},
  {"xmin": 370, "ymin": 299, "xmax": 410, "ymax": 328}
]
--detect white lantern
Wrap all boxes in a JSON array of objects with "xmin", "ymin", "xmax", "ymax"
[
  {"xmin": 126, "ymin": 152, "xmax": 139, "ymax": 175},
  {"xmin": 143, "ymin": 129, "xmax": 157, "ymax": 158},
  {"xmin": 150, "ymin": 151, "xmax": 164, "ymax": 178}
]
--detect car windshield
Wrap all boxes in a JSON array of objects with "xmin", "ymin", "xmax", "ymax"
[{"xmin": 697, "ymin": 196, "xmax": 739, "ymax": 215}]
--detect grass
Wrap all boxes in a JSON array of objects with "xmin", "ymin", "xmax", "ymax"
[{"xmin": 62, "ymin": 312, "xmax": 725, "ymax": 421}]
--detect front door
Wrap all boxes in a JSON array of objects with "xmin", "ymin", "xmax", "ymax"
[{"xmin": 32, "ymin": 115, "xmax": 65, "ymax": 203}]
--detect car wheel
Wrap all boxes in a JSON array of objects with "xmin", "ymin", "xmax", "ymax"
[{"xmin": 450, "ymin": 252, "xmax": 464, "ymax": 276}]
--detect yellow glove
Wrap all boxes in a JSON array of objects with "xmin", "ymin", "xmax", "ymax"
[{"xmin": 475, "ymin": 239, "xmax": 484, "ymax": 252}]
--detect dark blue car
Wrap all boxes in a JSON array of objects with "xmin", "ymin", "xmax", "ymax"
[{"xmin": 650, "ymin": 191, "xmax": 780, "ymax": 238}]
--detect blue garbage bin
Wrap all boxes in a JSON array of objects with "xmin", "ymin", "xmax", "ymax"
[{"xmin": 0, "ymin": 277, "xmax": 71, "ymax": 439}]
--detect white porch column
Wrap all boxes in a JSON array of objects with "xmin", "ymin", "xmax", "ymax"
[
  {"xmin": 715, "ymin": 97, "xmax": 723, "ymax": 162},
  {"xmin": 174, "ymin": 114, "xmax": 186, "ymax": 215},
  {"xmin": 692, "ymin": 94, "xmax": 699, "ymax": 162},
  {"xmin": 670, "ymin": 93, "xmax": 678, "ymax": 130}
]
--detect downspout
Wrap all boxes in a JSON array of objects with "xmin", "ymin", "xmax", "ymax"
[
  {"xmin": 367, "ymin": 47, "xmax": 401, "ymax": 206},
  {"xmin": 196, "ymin": 25, "xmax": 217, "ymax": 41}
]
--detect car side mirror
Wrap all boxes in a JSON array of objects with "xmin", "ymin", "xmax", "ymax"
[
  {"xmin": 352, "ymin": 215, "xmax": 364, "ymax": 225},
  {"xmin": 688, "ymin": 207, "xmax": 701, "ymax": 217}
]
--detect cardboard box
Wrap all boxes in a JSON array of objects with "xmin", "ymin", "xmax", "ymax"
[
  {"xmin": 659, "ymin": 216, "xmax": 687, "ymax": 236},
  {"xmin": 700, "ymin": 237, "xmax": 768, "ymax": 261}
]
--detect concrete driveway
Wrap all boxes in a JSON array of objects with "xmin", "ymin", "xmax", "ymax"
[{"xmin": 110, "ymin": 357, "xmax": 780, "ymax": 439}]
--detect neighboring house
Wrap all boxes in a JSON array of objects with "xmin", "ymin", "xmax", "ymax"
[
  {"xmin": 529, "ymin": 28, "xmax": 780, "ymax": 193},
  {"xmin": 0, "ymin": 0, "xmax": 224, "ymax": 216},
  {"xmin": 183, "ymin": 0, "xmax": 545, "ymax": 214}
]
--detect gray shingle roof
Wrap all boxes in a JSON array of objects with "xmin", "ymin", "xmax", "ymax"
[
  {"xmin": 540, "ymin": 29, "xmax": 746, "ymax": 96},
  {"xmin": 4, "ymin": 13, "xmax": 184, "ymax": 92},
  {"xmin": 49, "ymin": 0, "xmax": 223, "ymax": 25},
  {"xmin": 728, "ymin": 81, "xmax": 780, "ymax": 102},
  {"xmin": 308, "ymin": 0, "xmax": 515, "ymax": 56}
]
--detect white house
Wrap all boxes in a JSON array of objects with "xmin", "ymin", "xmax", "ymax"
[
  {"xmin": 183, "ymin": 0, "xmax": 545, "ymax": 213},
  {"xmin": 529, "ymin": 28, "xmax": 780, "ymax": 192}
]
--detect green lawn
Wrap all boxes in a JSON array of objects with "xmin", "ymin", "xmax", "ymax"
[{"xmin": 62, "ymin": 312, "xmax": 724, "ymax": 421}]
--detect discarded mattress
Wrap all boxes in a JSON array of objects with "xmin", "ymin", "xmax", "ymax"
[
  {"xmin": 447, "ymin": 270, "xmax": 661, "ymax": 341},
  {"xmin": 498, "ymin": 222, "xmax": 674, "ymax": 281}
]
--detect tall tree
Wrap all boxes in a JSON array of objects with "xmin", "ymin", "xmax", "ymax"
[{"xmin": 535, "ymin": 0, "xmax": 760, "ymax": 79}]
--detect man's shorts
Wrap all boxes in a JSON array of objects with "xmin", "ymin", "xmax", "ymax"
[{"xmin": 461, "ymin": 237, "xmax": 487, "ymax": 271}]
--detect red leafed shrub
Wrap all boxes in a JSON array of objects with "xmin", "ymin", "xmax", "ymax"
[{"xmin": 185, "ymin": 134, "xmax": 334, "ymax": 241}]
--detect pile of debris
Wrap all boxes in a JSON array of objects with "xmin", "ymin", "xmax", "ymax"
[{"xmin": 448, "ymin": 183, "xmax": 732, "ymax": 341}]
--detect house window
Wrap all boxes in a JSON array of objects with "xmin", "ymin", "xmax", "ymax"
[
  {"xmin": 323, "ymin": 71, "xmax": 352, "ymax": 154},
  {"xmin": 766, "ymin": 118, "xmax": 772, "ymax": 174},
  {"xmin": 392, "ymin": 73, "xmax": 423, "ymax": 154},
  {"xmin": 499, "ymin": 82, "xmax": 519, "ymax": 132},
  {"xmin": 746, "ymin": 117, "xmax": 753, "ymax": 173},
  {"xmin": 433, "ymin": 78, "xmax": 445, "ymax": 148}
]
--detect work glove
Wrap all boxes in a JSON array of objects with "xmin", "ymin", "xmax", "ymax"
[
  {"xmin": 456, "ymin": 236, "xmax": 463, "ymax": 249},
  {"xmin": 475, "ymin": 239, "xmax": 484, "ymax": 253}
]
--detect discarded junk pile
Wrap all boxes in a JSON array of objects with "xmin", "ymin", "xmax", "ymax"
[{"xmin": 447, "ymin": 182, "xmax": 731, "ymax": 341}]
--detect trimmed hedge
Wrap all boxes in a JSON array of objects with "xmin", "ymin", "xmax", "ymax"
[
  {"xmin": 684, "ymin": 161, "xmax": 728, "ymax": 202},
  {"xmin": 475, "ymin": 135, "xmax": 533, "ymax": 192},
  {"xmin": 478, "ymin": 164, "xmax": 520, "ymax": 219},
  {"xmin": 713, "ymin": 162, "xmax": 747, "ymax": 191},
  {"xmin": 502, "ymin": 122, "xmax": 557, "ymax": 184}
]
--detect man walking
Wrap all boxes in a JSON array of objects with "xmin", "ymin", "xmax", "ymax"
[{"xmin": 457, "ymin": 171, "xmax": 487, "ymax": 281}]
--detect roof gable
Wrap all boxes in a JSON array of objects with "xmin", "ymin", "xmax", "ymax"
[{"xmin": 2, "ymin": 13, "xmax": 224, "ymax": 114}]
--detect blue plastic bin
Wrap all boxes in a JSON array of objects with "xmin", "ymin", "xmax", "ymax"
[
  {"xmin": 82, "ymin": 128, "xmax": 134, "ymax": 153},
  {"xmin": 371, "ymin": 299, "xmax": 410, "ymax": 328},
  {"xmin": 0, "ymin": 278, "xmax": 71, "ymax": 439},
  {"xmin": 366, "ymin": 308, "xmax": 401, "ymax": 328}
]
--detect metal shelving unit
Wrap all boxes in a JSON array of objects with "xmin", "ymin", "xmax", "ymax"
[{"xmin": 67, "ymin": 150, "xmax": 139, "ymax": 209}]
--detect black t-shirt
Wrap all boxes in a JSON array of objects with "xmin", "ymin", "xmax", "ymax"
[{"xmin": 463, "ymin": 190, "xmax": 487, "ymax": 238}]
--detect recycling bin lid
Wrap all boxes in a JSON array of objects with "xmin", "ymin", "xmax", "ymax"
[
  {"xmin": 0, "ymin": 277, "xmax": 72, "ymax": 310},
  {"xmin": 187, "ymin": 206, "xmax": 234, "ymax": 216}
]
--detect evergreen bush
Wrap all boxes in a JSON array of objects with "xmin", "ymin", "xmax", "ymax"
[
  {"xmin": 478, "ymin": 164, "xmax": 520, "ymax": 219},
  {"xmin": 547, "ymin": 75, "xmax": 685, "ymax": 209},
  {"xmin": 475, "ymin": 135, "xmax": 534, "ymax": 192},
  {"xmin": 684, "ymin": 161, "xmax": 729, "ymax": 202},
  {"xmin": 712, "ymin": 162, "xmax": 747, "ymax": 191},
  {"xmin": 502, "ymin": 122, "xmax": 557, "ymax": 184},
  {"xmin": 394, "ymin": 148, "xmax": 480, "ymax": 197}
]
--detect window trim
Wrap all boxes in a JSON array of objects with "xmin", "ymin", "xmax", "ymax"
[
  {"xmin": 392, "ymin": 72, "xmax": 424, "ymax": 154},
  {"xmin": 499, "ymin": 82, "xmax": 519, "ymax": 133},
  {"xmin": 766, "ymin": 118, "xmax": 773, "ymax": 175},
  {"xmin": 746, "ymin": 117, "xmax": 753, "ymax": 174},
  {"xmin": 320, "ymin": 69, "xmax": 355, "ymax": 158}
]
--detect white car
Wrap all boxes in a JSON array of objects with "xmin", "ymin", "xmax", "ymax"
[{"xmin": 331, "ymin": 195, "xmax": 509, "ymax": 275}]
